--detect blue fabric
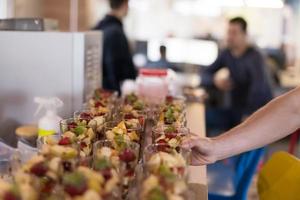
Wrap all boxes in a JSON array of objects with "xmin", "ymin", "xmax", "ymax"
[
  {"xmin": 147, "ymin": 59, "xmax": 173, "ymax": 69},
  {"xmin": 208, "ymin": 148, "xmax": 264, "ymax": 200},
  {"xmin": 206, "ymin": 107, "xmax": 242, "ymax": 134},
  {"xmin": 201, "ymin": 47, "xmax": 273, "ymax": 116}
]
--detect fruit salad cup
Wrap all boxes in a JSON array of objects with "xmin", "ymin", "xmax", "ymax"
[
  {"xmin": 14, "ymin": 154, "xmax": 74, "ymax": 199},
  {"xmin": 93, "ymin": 139, "xmax": 140, "ymax": 197},
  {"xmin": 62, "ymin": 166, "xmax": 121, "ymax": 200},
  {"xmin": 0, "ymin": 173, "xmax": 63, "ymax": 200},
  {"xmin": 139, "ymin": 173, "xmax": 190, "ymax": 200},
  {"xmin": 143, "ymin": 144, "xmax": 190, "ymax": 180},
  {"xmin": 121, "ymin": 109, "xmax": 147, "ymax": 132},
  {"xmin": 73, "ymin": 110, "xmax": 107, "ymax": 134},
  {"xmin": 40, "ymin": 143, "xmax": 79, "ymax": 173},
  {"xmin": 152, "ymin": 125, "xmax": 190, "ymax": 149},
  {"xmin": 104, "ymin": 121, "xmax": 142, "ymax": 145},
  {"xmin": 60, "ymin": 118, "xmax": 96, "ymax": 157},
  {"xmin": 156, "ymin": 104, "xmax": 187, "ymax": 127},
  {"xmin": 165, "ymin": 95, "xmax": 186, "ymax": 110}
]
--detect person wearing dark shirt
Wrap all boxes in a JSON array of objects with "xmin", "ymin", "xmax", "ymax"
[
  {"xmin": 148, "ymin": 45, "xmax": 173, "ymax": 69},
  {"xmin": 93, "ymin": 0, "xmax": 137, "ymax": 94},
  {"xmin": 201, "ymin": 17, "xmax": 273, "ymax": 131}
]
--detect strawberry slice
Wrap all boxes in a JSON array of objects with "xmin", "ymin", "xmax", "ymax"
[
  {"xmin": 165, "ymin": 132, "xmax": 177, "ymax": 139},
  {"xmin": 80, "ymin": 112, "xmax": 93, "ymax": 121},
  {"xmin": 3, "ymin": 192, "xmax": 20, "ymax": 200},
  {"xmin": 64, "ymin": 185, "xmax": 87, "ymax": 197},
  {"xmin": 166, "ymin": 96, "xmax": 173, "ymax": 102},
  {"xmin": 80, "ymin": 141, "xmax": 87, "ymax": 150},
  {"xmin": 63, "ymin": 172, "xmax": 87, "ymax": 197},
  {"xmin": 95, "ymin": 101, "xmax": 104, "ymax": 108},
  {"xmin": 58, "ymin": 137, "xmax": 71, "ymax": 145},
  {"xmin": 125, "ymin": 169, "xmax": 135, "ymax": 177},
  {"xmin": 124, "ymin": 113, "xmax": 134, "ymax": 119},
  {"xmin": 138, "ymin": 116, "xmax": 145, "ymax": 126},
  {"xmin": 119, "ymin": 149, "xmax": 136, "ymax": 163},
  {"xmin": 30, "ymin": 162, "xmax": 48, "ymax": 177},
  {"xmin": 41, "ymin": 177, "xmax": 55, "ymax": 193},
  {"xmin": 68, "ymin": 122, "xmax": 77, "ymax": 130},
  {"xmin": 101, "ymin": 168, "xmax": 112, "ymax": 180}
]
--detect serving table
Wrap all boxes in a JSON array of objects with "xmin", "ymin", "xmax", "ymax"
[{"xmin": 186, "ymin": 103, "xmax": 208, "ymax": 200}]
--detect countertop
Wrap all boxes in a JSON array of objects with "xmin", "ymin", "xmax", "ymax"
[{"xmin": 186, "ymin": 102, "xmax": 208, "ymax": 200}]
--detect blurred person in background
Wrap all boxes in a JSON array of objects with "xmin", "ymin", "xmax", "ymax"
[
  {"xmin": 201, "ymin": 17, "xmax": 273, "ymax": 134},
  {"xmin": 93, "ymin": 0, "xmax": 137, "ymax": 94},
  {"xmin": 147, "ymin": 45, "xmax": 174, "ymax": 69}
]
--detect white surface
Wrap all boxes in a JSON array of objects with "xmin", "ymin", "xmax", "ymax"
[{"xmin": 148, "ymin": 38, "xmax": 218, "ymax": 66}]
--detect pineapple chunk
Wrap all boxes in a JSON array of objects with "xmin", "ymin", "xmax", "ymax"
[
  {"xmin": 128, "ymin": 131, "xmax": 139, "ymax": 141},
  {"xmin": 117, "ymin": 121, "xmax": 127, "ymax": 133},
  {"xmin": 106, "ymin": 130, "xmax": 115, "ymax": 141},
  {"xmin": 142, "ymin": 175, "xmax": 159, "ymax": 195}
]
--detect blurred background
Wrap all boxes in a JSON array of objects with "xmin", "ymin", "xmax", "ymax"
[{"xmin": 2, "ymin": 0, "xmax": 300, "ymax": 72}]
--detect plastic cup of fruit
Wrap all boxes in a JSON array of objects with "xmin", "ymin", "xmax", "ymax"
[
  {"xmin": 138, "ymin": 173, "xmax": 191, "ymax": 200},
  {"xmin": 104, "ymin": 121, "xmax": 142, "ymax": 142},
  {"xmin": 93, "ymin": 139, "xmax": 140, "ymax": 194},
  {"xmin": 93, "ymin": 139, "xmax": 140, "ymax": 166},
  {"xmin": 152, "ymin": 125, "xmax": 190, "ymax": 145},
  {"xmin": 143, "ymin": 143, "xmax": 190, "ymax": 179},
  {"xmin": 73, "ymin": 110, "xmax": 95, "ymax": 124},
  {"xmin": 122, "ymin": 111, "xmax": 147, "ymax": 132},
  {"xmin": 60, "ymin": 118, "xmax": 77, "ymax": 133}
]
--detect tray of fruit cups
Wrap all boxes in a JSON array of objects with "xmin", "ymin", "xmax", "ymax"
[
  {"xmin": 152, "ymin": 125, "xmax": 189, "ymax": 149},
  {"xmin": 139, "ymin": 167, "xmax": 189, "ymax": 200},
  {"xmin": 143, "ymin": 144, "xmax": 189, "ymax": 179},
  {"xmin": 60, "ymin": 118, "xmax": 96, "ymax": 157},
  {"xmin": 93, "ymin": 139, "xmax": 140, "ymax": 197},
  {"xmin": 104, "ymin": 121, "xmax": 142, "ymax": 144}
]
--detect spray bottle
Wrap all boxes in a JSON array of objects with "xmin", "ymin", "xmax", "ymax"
[{"xmin": 34, "ymin": 97, "xmax": 63, "ymax": 136}]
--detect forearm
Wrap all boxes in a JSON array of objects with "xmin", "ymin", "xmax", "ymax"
[{"xmin": 213, "ymin": 87, "xmax": 300, "ymax": 160}]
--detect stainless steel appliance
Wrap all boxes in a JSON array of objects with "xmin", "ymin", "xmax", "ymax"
[{"xmin": 0, "ymin": 31, "xmax": 102, "ymax": 143}]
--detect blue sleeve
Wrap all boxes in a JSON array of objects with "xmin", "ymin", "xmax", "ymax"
[
  {"xmin": 200, "ymin": 51, "xmax": 224, "ymax": 87},
  {"xmin": 245, "ymin": 52, "xmax": 273, "ymax": 115}
]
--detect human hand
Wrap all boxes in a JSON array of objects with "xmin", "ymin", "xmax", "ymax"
[
  {"xmin": 181, "ymin": 134, "xmax": 217, "ymax": 166},
  {"xmin": 213, "ymin": 68, "xmax": 232, "ymax": 91},
  {"xmin": 213, "ymin": 75, "xmax": 232, "ymax": 91}
]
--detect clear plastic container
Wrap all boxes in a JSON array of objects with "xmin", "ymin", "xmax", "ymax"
[
  {"xmin": 0, "ymin": 141, "xmax": 19, "ymax": 181},
  {"xmin": 17, "ymin": 140, "xmax": 38, "ymax": 164},
  {"xmin": 136, "ymin": 69, "xmax": 168, "ymax": 104}
]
